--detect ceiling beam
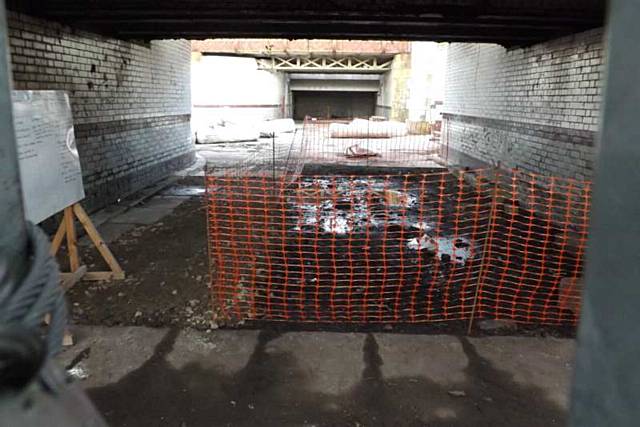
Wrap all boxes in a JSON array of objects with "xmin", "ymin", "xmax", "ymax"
[
  {"xmin": 6, "ymin": 0, "xmax": 605, "ymax": 44},
  {"xmin": 86, "ymin": 20, "xmax": 592, "ymax": 44},
  {"xmin": 19, "ymin": 0, "xmax": 605, "ymax": 18}
]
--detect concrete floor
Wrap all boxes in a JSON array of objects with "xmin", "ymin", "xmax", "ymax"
[
  {"xmin": 86, "ymin": 196, "xmax": 188, "ymax": 244},
  {"xmin": 303, "ymin": 135, "xmax": 445, "ymax": 169},
  {"xmin": 195, "ymin": 131, "xmax": 445, "ymax": 175},
  {"xmin": 58, "ymin": 326, "xmax": 574, "ymax": 427},
  {"xmin": 196, "ymin": 133, "xmax": 300, "ymax": 175}
]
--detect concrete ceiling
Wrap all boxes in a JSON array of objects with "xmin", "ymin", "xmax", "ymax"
[{"xmin": 8, "ymin": 0, "xmax": 606, "ymax": 46}]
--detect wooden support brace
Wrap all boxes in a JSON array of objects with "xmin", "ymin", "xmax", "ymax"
[
  {"xmin": 43, "ymin": 313, "xmax": 75, "ymax": 347},
  {"xmin": 72, "ymin": 203, "xmax": 125, "ymax": 280},
  {"xmin": 48, "ymin": 202, "xmax": 127, "ymax": 347},
  {"xmin": 60, "ymin": 265, "xmax": 88, "ymax": 292},
  {"xmin": 64, "ymin": 206, "xmax": 80, "ymax": 272},
  {"xmin": 51, "ymin": 202, "xmax": 125, "ymax": 285},
  {"xmin": 50, "ymin": 218, "xmax": 66, "ymax": 257}
]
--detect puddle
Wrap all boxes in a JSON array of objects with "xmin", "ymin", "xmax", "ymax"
[
  {"xmin": 289, "ymin": 176, "xmax": 476, "ymax": 264},
  {"xmin": 290, "ymin": 177, "xmax": 430, "ymax": 235},
  {"xmin": 67, "ymin": 363, "xmax": 90, "ymax": 380},
  {"xmin": 161, "ymin": 186, "xmax": 206, "ymax": 197},
  {"xmin": 322, "ymin": 214, "xmax": 351, "ymax": 234},
  {"xmin": 407, "ymin": 236, "xmax": 473, "ymax": 264},
  {"xmin": 291, "ymin": 179, "xmax": 384, "ymax": 234}
]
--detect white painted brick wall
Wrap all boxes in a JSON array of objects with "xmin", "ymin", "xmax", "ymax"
[
  {"xmin": 443, "ymin": 28, "xmax": 604, "ymax": 179},
  {"xmin": 7, "ymin": 12, "xmax": 194, "ymax": 210},
  {"xmin": 445, "ymin": 28, "xmax": 604, "ymax": 132}
]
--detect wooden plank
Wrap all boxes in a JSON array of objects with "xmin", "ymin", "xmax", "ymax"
[
  {"xmin": 63, "ymin": 331, "xmax": 74, "ymax": 347},
  {"xmin": 72, "ymin": 203, "xmax": 125, "ymax": 279},
  {"xmin": 60, "ymin": 267, "xmax": 126, "ymax": 282},
  {"xmin": 82, "ymin": 271, "xmax": 125, "ymax": 281},
  {"xmin": 44, "ymin": 314, "xmax": 74, "ymax": 347},
  {"xmin": 60, "ymin": 265, "xmax": 87, "ymax": 291},
  {"xmin": 50, "ymin": 219, "xmax": 66, "ymax": 256},
  {"xmin": 64, "ymin": 206, "xmax": 80, "ymax": 272}
]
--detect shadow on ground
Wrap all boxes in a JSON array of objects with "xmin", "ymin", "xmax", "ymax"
[{"xmin": 89, "ymin": 329, "xmax": 566, "ymax": 427}]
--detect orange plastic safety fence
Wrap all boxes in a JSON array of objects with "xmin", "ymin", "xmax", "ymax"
[{"xmin": 206, "ymin": 168, "xmax": 590, "ymax": 326}]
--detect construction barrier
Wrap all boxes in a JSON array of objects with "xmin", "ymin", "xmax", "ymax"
[{"xmin": 206, "ymin": 168, "xmax": 590, "ymax": 327}]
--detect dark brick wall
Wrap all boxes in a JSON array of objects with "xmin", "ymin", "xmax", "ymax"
[
  {"xmin": 444, "ymin": 28, "xmax": 604, "ymax": 180},
  {"xmin": 7, "ymin": 12, "xmax": 194, "ymax": 212}
]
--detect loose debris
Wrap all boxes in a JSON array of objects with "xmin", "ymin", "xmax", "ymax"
[
  {"xmin": 447, "ymin": 390, "xmax": 467, "ymax": 398},
  {"xmin": 291, "ymin": 178, "xmax": 427, "ymax": 236},
  {"xmin": 68, "ymin": 364, "xmax": 90, "ymax": 380},
  {"xmin": 477, "ymin": 319, "xmax": 518, "ymax": 333},
  {"xmin": 382, "ymin": 189, "xmax": 417, "ymax": 208},
  {"xmin": 66, "ymin": 347, "xmax": 92, "ymax": 381},
  {"xmin": 345, "ymin": 145, "xmax": 380, "ymax": 159}
]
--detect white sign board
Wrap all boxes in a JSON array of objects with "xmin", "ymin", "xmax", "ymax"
[{"xmin": 12, "ymin": 91, "xmax": 85, "ymax": 224}]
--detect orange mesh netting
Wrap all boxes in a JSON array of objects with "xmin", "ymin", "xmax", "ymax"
[{"xmin": 206, "ymin": 168, "xmax": 590, "ymax": 326}]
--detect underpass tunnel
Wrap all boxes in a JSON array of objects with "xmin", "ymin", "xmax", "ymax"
[
  {"xmin": 3, "ymin": 1, "xmax": 634, "ymax": 426},
  {"xmin": 2, "ymin": 2, "xmax": 605, "ymax": 214}
]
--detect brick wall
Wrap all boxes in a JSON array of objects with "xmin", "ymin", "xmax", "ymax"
[
  {"xmin": 443, "ymin": 28, "xmax": 604, "ymax": 180},
  {"xmin": 7, "ymin": 12, "xmax": 194, "ymax": 212}
]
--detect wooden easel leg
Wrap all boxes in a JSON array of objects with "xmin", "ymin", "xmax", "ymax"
[
  {"xmin": 72, "ymin": 203, "xmax": 125, "ymax": 280},
  {"xmin": 64, "ymin": 206, "xmax": 80, "ymax": 272},
  {"xmin": 49, "ymin": 202, "xmax": 128, "ymax": 348},
  {"xmin": 61, "ymin": 265, "xmax": 88, "ymax": 291},
  {"xmin": 43, "ymin": 313, "xmax": 74, "ymax": 347},
  {"xmin": 62, "ymin": 331, "xmax": 74, "ymax": 347},
  {"xmin": 50, "ymin": 219, "xmax": 66, "ymax": 257}
]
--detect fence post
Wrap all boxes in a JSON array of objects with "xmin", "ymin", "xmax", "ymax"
[
  {"xmin": 467, "ymin": 167, "xmax": 501, "ymax": 334},
  {"xmin": 271, "ymin": 133, "xmax": 277, "ymax": 182}
]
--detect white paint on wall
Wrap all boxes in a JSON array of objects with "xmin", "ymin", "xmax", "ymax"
[
  {"xmin": 377, "ymin": 69, "xmax": 393, "ymax": 118},
  {"xmin": 407, "ymin": 42, "xmax": 448, "ymax": 121},
  {"xmin": 376, "ymin": 43, "xmax": 448, "ymax": 121},
  {"xmin": 191, "ymin": 55, "xmax": 285, "ymax": 131}
]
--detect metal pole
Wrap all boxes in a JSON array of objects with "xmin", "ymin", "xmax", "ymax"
[
  {"xmin": 272, "ymin": 133, "xmax": 277, "ymax": 183},
  {"xmin": 467, "ymin": 168, "xmax": 499, "ymax": 334},
  {"xmin": 0, "ymin": 0, "xmax": 28, "ymax": 288},
  {"xmin": 570, "ymin": 1, "xmax": 640, "ymax": 425}
]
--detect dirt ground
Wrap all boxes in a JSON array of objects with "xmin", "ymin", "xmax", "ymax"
[
  {"xmin": 66, "ymin": 179, "xmax": 213, "ymax": 331},
  {"xmin": 65, "ymin": 175, "xmax": 574, "ymax": 337}
]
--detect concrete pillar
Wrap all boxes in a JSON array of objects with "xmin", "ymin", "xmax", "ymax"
[
  {"xmin": 570, "ymin": 1, "xmax": 640, "ymax": 425},
  {"xmin": 0, "ymin": 2, "xmax": 28, "ymax": 287}
]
